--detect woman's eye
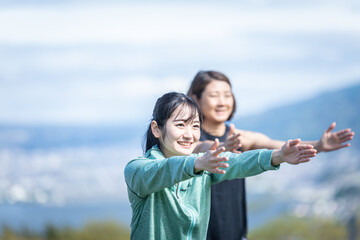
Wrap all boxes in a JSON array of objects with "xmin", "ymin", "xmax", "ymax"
[
  {"xmin": 176, "ymin": 123, "xmax": 185, "ymax": 127},
  {"xmin": 193, "ymin": 125, "xmax": 200, "ymax": 129}
]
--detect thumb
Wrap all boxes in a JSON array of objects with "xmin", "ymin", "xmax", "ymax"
[
  {"xmin": 326, "ymin": 122, "xmax": 336, "ymax": 133},
  {"xmin": 228, "ymin": 123, "xmax": 236, "ymax": 136},
  {"xmin": 210, "ymin": 138, "xmax": 219, "ymax": 150},
  {"xmin": 288, "ymin": 138, "xmax": 301, "ymax": 147}
]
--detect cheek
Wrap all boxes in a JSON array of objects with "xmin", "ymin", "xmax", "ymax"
[
  {"xmin": 200, "ymin": 98, "xmax": 216, "ymax": 111},
  {"xmin": 227, "ymin": 99, "xmax": 234, "ymax": 108},
  {"xmin": 194, "ymin": 130, "xmax": 201, "ymax": 142}
]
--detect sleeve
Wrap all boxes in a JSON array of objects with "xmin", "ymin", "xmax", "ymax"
[
  {"xmin": 124, "ymin": 155, "xmax": 202, "ymax": 198},
  {"xmin": 210, "ymin": 149, "xmax": 279, "ymax": 184}
]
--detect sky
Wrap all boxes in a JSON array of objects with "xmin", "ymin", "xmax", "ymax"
[{"xmin": 1, "ymin": 0, "xmax": 360, "ymax": 125}]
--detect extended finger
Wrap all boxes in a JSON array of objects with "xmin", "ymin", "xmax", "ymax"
[
  {"xmin": 210, "ymin": 156, "xmax": 228, "ymax": 165},
  {"xmin": 228, "ymin": 138, "xmax": 241, "ymax": 147},
  {"xmin": 210, "ymin": 138, "xmax": 220, "ymax": 151},
  {"xmin": 217, "ymin": 156, "xmax": 229, "ymax": 162},
  {"xmin": 338, "ymin": 143, "xmax": 351, "ymax": 149},
  {"xmin": 300, "ymin": 148, "xmax": 317, "ymax": 154},
  {"xmin": 338, "ymin": 131, "xmax": 354, "ymax": 140},
  {"xmin": 228, "ymin": 133, "xmax": 241, "ymax": 142},
  {"xmin": 213, "ymin": 146, "xmax": 226, "ymax": 156},
  {"xmin": 334, "ymin": 128, "xmax": 352, "ymax": 136},
  {"xmin": 217, "ymin": 162, "xmax": 229, "ymax": 168},
  {"xmin": 228, "ymin": 123, "xmax": 236, "ymax": 136},
  {"xmin": 300, "ymin": 152, "xmax": 317, "ymax": 158},
  {"xmin": 297, "ymin": 144, "xmax": 314, "ymax": 150},
  {"xmin": 288, "ymin": 139, "xmax": 301, "ymax": 147},
  {"xmin": 325, "ymin": 122, "xmax": 336, "ymax": 133},
  {"xmin": 213, "ymin": 168, "xmax": 226, "ymax": 174},
  {"xmin": 297, "ymin": 158, "xmax": 311, "ymax": 164},
  {"xmin": 339, "ymin": 135, "xmax": 354, "ymax": 143}
]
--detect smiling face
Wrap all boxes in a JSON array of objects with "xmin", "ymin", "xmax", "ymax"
[
  {"xmin": 155, "ymin": 104, "xmax": 201, "ymax": 158},
  {"xmin": 197, "ymin": 80, "xmax": 234, "ymax": 125}
]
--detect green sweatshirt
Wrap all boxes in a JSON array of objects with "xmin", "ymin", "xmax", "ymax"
[{"xmin": 124, "ymin": 145, "xmax": 278, "ymax": 240}]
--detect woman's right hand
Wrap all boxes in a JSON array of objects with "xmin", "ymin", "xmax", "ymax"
[
  {"xmin": 220, "ymin": 124, "xmax": 242, "ymax": 153},
  {"xmin": 194, "ymin": 139, "xmax": 229, "ymax": 174}
]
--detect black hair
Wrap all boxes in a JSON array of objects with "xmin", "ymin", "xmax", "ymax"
[{"xmin": 143, "ymin": 92, "xmax": 203, "ymax": 153}]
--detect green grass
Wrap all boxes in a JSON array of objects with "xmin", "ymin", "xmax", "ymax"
[
  {"xmin": 248, "ymin": 215, "xmax": 359, "ymax": 240},
  {"xmin": 0, "ymin": 221, "xmax": 130, "ymax": 240}
]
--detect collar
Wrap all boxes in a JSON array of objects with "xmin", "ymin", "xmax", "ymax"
[{"xmin": 145, "ymin": 145, "xmax": 165, "ymax": 160}]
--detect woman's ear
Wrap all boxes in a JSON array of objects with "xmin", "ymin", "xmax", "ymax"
[{"xmin": 151, "ymin": 120, "xmax": 161, "ymax": 138}]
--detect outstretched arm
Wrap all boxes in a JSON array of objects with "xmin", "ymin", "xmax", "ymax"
[
  {"xmin": 194, "ymin": 122, "xmax": 354, "ymax": 154},
  {"xmin": 236, "ymin": 122, "xmax": 354, "ymax": 153},
  {"xmin": 271, "ymin": 139, "xmax": 317, "ymax": 165},
  {"xmin": 305, "ymin": 122, "xmax": 354, "ymax": 153},
  {"xmin": 194, "ymin": 138, "xmax": 317, "ymax": 175}
]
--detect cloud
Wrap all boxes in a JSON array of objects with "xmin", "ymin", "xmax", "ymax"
[
  {"xmin": 0, "ymin": 1, "xmax": 360, "ymax": 124},
  {"xmin": 1, "ymin": 2, "xmax": 360, "ymax": 45},
  {"xmin": 0, "ymin": 74, "xmax": 189, "ymax": 124}
]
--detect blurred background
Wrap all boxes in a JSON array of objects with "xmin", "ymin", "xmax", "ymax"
[{"xmin": 1, "ymin": 0, "xmax": 360, "ymax": 239}]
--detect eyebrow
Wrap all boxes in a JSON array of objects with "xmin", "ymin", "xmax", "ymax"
[
  {"xmin": 208, "ymin": 90, "xmax": 231, "ymax": 93},
  {"xmin": 173, "ymin": 118, "xmax": 200, "ymax": 123}
]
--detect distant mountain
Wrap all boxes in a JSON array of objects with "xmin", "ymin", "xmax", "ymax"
[
  {"xmin": 233, "ymin": 83, "xmax": 360, "ymax": 147},
  {"xmin": 0, "ymin": 124, "xmax": 146, "ymax": 149}
]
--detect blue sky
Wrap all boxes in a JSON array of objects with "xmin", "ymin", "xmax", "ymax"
[{"xmin": 1, "ymin": 0, "xmax": 360, "ymax": 125}]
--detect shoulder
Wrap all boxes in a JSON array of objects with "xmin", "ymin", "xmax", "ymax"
[{"xmin": 125, "ymin": 156, "xmax": 149, "ymax": 171}]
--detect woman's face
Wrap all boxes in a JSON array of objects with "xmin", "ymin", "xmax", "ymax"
[
  {"xmin": 197, "ymin": 80, "xmax": 234, "ymax": 124},
  {"xmin": 158, "ymin": 105, "xmax": 201, "ymax": 158}
]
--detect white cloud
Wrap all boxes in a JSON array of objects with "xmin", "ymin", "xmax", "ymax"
[
  {"xmin": 0, "ymin": 2, "xmax": 360, "ymax": 45},
  {"xmin": 0, "ymin": 1, "xmax": 360, "ymax": 124},
  {"xmin": 0, "ymin": 75, "xmax": 189, "ymax": 124}
]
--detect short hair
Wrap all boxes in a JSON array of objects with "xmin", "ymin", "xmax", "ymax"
[{"xmin": 187, "ymin": 70, "xmax": 236, "ymax": 120}]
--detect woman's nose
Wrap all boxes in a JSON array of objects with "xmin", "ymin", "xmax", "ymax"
[
  {"xmin": 183, "ymin": 126, "xmax": 192, "ymax": 138},
  {"xmin": 217, "ymin": 95, "xmax": 225, "ymax": 105}
]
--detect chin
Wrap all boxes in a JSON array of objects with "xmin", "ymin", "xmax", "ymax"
[
  {"xmin": 213, "ymin": 118, "xmax": 228, "ymax": 123},
  {"xmin": 176, "ymin": 148, "xmax": 194, "ymax": 156},
  {"xmin": 212, "ymin": 115, "xmax": 230, "ymax": 122}
]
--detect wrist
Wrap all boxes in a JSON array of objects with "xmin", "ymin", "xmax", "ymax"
[
  {"xmin": 271, "ymin": 149, "xmax": 284, "ymax": 166},
  {"xmin": 314, "ymin": 140, "xmax": 323, "ymax": 152},
  {"xmin": 194, "ymin": 156, "xmax": 202, "ymax": 173}
]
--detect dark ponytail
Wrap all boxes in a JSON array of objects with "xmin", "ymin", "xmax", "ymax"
[{"xmin": 143, "ymin": 92, "xmax": 202, "ymax": 154}]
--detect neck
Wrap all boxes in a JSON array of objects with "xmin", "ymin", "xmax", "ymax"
[{"xmin": 201, "ymin": 121, "xmax": 226, "ymax": 137}]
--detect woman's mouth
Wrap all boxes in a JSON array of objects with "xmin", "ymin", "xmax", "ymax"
[
  {"xmin": 178, "ymin": 141, "xmax": 193, "ymax": 148},
  {"xmin": 215, "ymin": 109, "xmax": 228, "ymax": 114}
]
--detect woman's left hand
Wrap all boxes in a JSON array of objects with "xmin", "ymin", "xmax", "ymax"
[{"xmin": 318, "ymin": 122, "xmax": 354, "ymax": 152}]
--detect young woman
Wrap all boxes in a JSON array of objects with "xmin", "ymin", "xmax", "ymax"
[
  {"xmin": 124, "ymin": 92, "xmax": 317, "ymax": 240},
  {"xmin": 187, "ymin": 70, "xmax": 355, "ymax": 240}
]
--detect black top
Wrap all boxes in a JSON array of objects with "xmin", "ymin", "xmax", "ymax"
[{"xmin": 201, "ymin": 125, "xmax": 247, "ymax": 240}]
